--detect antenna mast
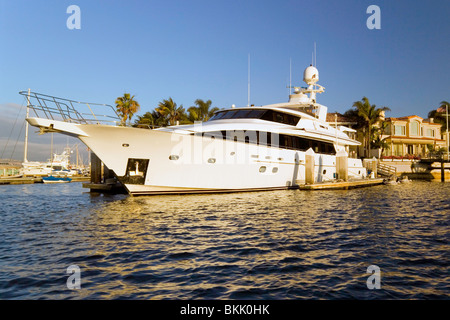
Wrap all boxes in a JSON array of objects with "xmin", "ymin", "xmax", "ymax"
[
  {"xmin": 23, "ymin": 88, "xmax": 30, "ymax": 163},
  {"xmin": 247, "ymin": 54, "xmax": 250, "ymax": 107},
  {"xmin": 314, "ymin": 42, "xmax": 317, "ymax": 67}
]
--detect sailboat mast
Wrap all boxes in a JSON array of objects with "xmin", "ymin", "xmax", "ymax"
[
  {"xmin": 23, "ymin": 88, "xmax": 30, "ymax": 163},
  {"xmin": 50, "ymin": 132, "xmax": 53, "ymax": 170}
]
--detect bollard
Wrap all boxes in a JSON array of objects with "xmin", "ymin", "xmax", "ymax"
[
  {"xmin": 305, "ymin": 148, "xmax": 315, "ymax": 184},
  {"xmin": 372, "ymin": 157, "xmax": 378, "ymax": 178},
  {"xmin": 336, "ymin": 149, "xmax": 348, "ymax": 181}
]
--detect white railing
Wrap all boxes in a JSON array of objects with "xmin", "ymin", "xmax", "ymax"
[{"xmin": 19, "ymin": 91, "xmax": 120, "ymax": 125}]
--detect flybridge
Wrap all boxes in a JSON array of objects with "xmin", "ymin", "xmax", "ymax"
[{"xmin": 19, "ymin": 91, "xmax": 120, "ymax": 125}]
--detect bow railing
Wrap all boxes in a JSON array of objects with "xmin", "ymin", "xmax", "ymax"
[{"xmin": 19, "ymin": 91, "xmax": 120, "ymax": 125}]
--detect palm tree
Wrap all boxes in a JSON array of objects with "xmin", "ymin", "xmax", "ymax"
[
  {"xmin": 428, "ymin": 100, "xmax": 449, "ymax": 133},
  {"xmin": 187, "ymin": 99, "xmax": 219, "ymax": 122},
  {"xmin": 155, "ymin": 97, "xmax": 186, "ymax": 126},
  {"xmin": 352, "ymin": 97, "xmax": 390, "ymax": 158},
  {"xmin": 115, "ymin": 93, "xmax": 140, "ymax": 126},
  {"xmin": 133, "ymin": 110, "xmax": 163, "ymax": 128}
]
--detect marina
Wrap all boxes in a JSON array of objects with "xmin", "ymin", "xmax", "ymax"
[{"xmin": 0, "ymin": 0, "xmax": 448, "ymax": 305}]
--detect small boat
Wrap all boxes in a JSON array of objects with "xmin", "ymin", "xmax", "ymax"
[
  {"xmin": 42, "ymin": 175, "xmax": 72, "ymax": 183},
  {"xmin": 0, "ymin": 174, "xmax": 23, "ymax": 179}
]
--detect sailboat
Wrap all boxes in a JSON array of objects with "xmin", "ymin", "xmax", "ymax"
[{"xmin": 42, "ymin": 133, "xmax": 72, "ymax": 184}]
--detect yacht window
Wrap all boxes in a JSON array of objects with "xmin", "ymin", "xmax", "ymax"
[
  {"xmin": 209, "ymin": 111, "xmax": 226, "ymax": 120},
  {"xmin": 247, "ymin": 109, "xmax": 266, "ymax": 118},
  {"xmin": 234, "ymin": 109, "xmax": 252, "ymax": 118},
  {"xmin": 221, "ymin": 110, "xmax": 238, "ymax": 119},
  {"xmin": 209, "ymin": 109, "xmax": 299, "ymax": 126},
  {"xmin": 260, "ymin": 110, "xmax": 300, "ymax": 126},
  {"xmin": 200, "ymin": 130, "xmax": 335, "ymax": 155}
]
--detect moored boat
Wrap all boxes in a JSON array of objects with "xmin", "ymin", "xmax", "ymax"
[
  {"xmin": 42, "ymin": 175, "xmax": 72, "ymax": 183},
  {"xmin": 22, "ymin": 65, "xmax": 367, "ymax": 195}
]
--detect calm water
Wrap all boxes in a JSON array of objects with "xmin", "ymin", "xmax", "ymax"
[{"xmin": 0, "ymin": 181, "xmax": 448, "ymax": 300}]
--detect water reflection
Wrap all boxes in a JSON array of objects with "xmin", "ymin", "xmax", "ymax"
[{"xmin": 0, "ymin": 181, "xmax": 448, "ymax": 299}]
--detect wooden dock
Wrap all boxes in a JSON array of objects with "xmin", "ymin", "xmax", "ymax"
[
  {"xmin": 298, "ymin": 178, "xmax": 384, "ymax": 190},
  {"xmin": 0, "ymin": 176, "xmax": 90, "ymax": 185},
  {"xmin": 82, "ymin": 181, "xmax": 127, "ymax": 194},
  {"xmin": 0, "ymin": 177, "xmax": 42, "ymax": 185}
]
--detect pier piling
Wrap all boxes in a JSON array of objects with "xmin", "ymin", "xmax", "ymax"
[
  {"xmin": 336, "ymin": 150, "xmax": 348, "ymax": 181},
  {"xmin": 305, "ymin": 148, "xmax": 315, "ymax": 184}
]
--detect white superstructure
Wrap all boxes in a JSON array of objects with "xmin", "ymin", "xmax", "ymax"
[{"xmin": 22, "ymin": 65, "xmax": 366, "ymax": 195}]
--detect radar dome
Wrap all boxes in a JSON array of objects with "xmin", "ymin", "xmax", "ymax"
[{"xmin": 303, "ymin": 65, "xmax": 319, "ymax": 85}]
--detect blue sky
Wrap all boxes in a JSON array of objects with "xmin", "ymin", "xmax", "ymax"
[{"xmin": 0, "ymin": 0, "xmax": 449, "ymax": 161}]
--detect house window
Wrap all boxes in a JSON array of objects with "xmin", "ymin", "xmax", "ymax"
[
  {"xmin": 426, "ymin": 128, "xmax": 435, "ymax": 137},
  {"xmin": 410, "ymin": 122, "xmax": 419, "ymax": 136},
  {"xmin": 393, "ymin": 143, "xmax": 403, "ymax": 156},
  {"xmin": 394, "ymin": 125, "xmax": 406, "ymax": 136}
]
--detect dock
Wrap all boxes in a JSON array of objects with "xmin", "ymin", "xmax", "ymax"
[
  {"xmin": 82, "ymin": 152, "xmax": 127, "ymax": 194},
  {"xmin": 0, "ymin": 177, "xmax": 42, "ymax": 185},
  {"xmin": 0, "ymin": 176, "xmax": 90, "ymax": 185},
  {"xmin": 298, "ymin": 178, "xmax": 384, "ymax": 190}
]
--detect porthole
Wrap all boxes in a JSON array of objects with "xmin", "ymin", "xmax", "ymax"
[
  {"xmin": 230, "ymin": 152, "xmax": 235, "ymax": 156},
  {"xmin": 323, "ymin": 169, "xmax": 326, "ymax": 174},
  {"xmin": 122, "ymin": 143, "xmax": 129, "ymax": 147},
  {"xmin": 259, "ymin": 166, "xmax": 266, "ymax": 173},
  {"xmin": 208, "ymin": 158, "xmax": 216, "ymax": 164},
  {"xmin": 272, "ymin": 167, "xmax": 278, "ymax": 173},
  {"xmin": 169, "ymin": 155, "xmax": 179, "ymax": 160}
]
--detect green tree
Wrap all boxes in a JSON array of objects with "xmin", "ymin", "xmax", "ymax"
[
  {"xmin": 187, "ymin": 99, "xmax": 219, "ymax": 122},
  {"xmin": 115, "ymin": 93, "xmax": 140, "ymax": 126},
  {"xmin": 156, "ymin": 97, "xmax": 187, "ymax": 126},
  {"xmin": 351, "ymin": 97, "xmax": 390, "ymax": 158},
  {"xmin": 133, "ymin": 110, "xmax": 165, "ymax": 128},
  {"xmin": 371, "ymin": 121, "xmax": 389, "ymax": 156}
]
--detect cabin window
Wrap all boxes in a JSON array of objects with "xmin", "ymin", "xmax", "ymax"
[
  {"xmin": 234, "ymin": 109, "xmax": 252, "ymax": 118},
  {"xmin": 200, "ymin": 130, "xmax": 336, "ymax": 155},
  {"xmin": 209, "ymin": 109, "xmax": 300, "ymax": 126},
  {"xmin": 221, "ymin": 110, "xmax": 238, "ymax": 119}
]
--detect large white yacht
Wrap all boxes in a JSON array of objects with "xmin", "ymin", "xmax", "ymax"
[{"xmin": 23, "ymin": 65, "xmax": 366, "ymax": 195}]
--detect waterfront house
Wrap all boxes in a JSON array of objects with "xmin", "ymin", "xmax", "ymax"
[{"xmin": 381, "ymin": 115, "xmax": 445, "ymax": 158}]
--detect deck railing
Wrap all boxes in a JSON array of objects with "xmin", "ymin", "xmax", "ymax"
[{"xmin": 19, "ymin": 91, "xmax": 120, "ymax": 125}]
